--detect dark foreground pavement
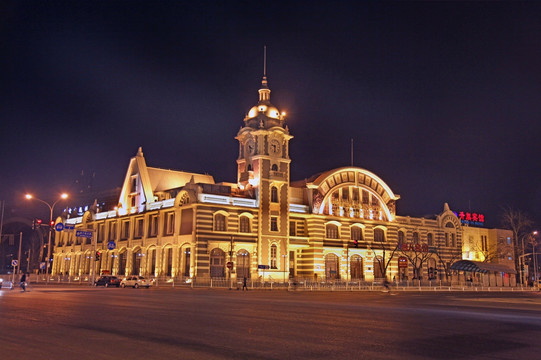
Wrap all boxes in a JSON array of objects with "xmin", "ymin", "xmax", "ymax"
[{"xmin": 1, "ymin": 286, "xmax": 541, "ymax": 359}]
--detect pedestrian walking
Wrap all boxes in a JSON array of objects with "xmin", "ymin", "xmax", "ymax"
[
  {"xmin": 242, "ymin": 276, "xmax": 248, "ymax": 291},
  {"xmin": 20, "ymin": 273, "xmax": 27, "ymax": 292}
]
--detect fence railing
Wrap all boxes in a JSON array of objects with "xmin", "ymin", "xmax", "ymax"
[{"xmin": 3, "ymin": 274, "xmax": 535, "ymax": 292}]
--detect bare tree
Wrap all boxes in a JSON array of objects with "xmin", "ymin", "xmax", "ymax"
[
  {"xmin": 500, "ymin": 206, "xmax": 533, "ymax": 282},
  {"xmin": 369, "ymin": 236, "xmax": 399, "ymax": 280},
  {"xmin": 398, "ymin": 243, "xmax": 433, "ymax": 280}
]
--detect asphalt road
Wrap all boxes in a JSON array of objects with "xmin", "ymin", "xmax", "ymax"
[{"xmin": 1, "ymin": 286, "xmax": 541, "ymax": 359}]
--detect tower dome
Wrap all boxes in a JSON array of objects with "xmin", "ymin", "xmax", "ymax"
[{"xmin": 243, "ymin": 75, "xmax": 286, "ymax": 129}]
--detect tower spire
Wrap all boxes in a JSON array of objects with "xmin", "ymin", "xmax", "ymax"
[{"xmin": 259, "ymin": 45, "xmax": 270, "ymax": 102}]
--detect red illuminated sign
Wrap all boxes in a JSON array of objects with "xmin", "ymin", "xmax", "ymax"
[{"xmin": 455, "ymin": 211, "xmax": 485, "ymax": 226}]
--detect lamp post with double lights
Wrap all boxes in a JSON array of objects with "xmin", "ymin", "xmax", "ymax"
[{"xmin": 25, "ymin": 193, "xmax": 68, "ymax": 283}]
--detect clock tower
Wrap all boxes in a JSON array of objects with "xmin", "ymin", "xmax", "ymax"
[{"xmin": 236, "ymin": 73, "xmax": 292, "ymax": 278}]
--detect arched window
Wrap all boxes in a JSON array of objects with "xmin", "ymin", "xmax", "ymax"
[
  {"xmin": 271, "ymin": 186, "xmax": 278, "ymax": 203},
  {"xmin": 239, "ymin": 216, "xmax": 251, "ymax": 233},
  {"xmin": 270, "ymin": 244, "xmax": 278, "ymax": 269},
  {"xmin": 210, "ymin": 248, "xmax": 225, "ymax": 278},
  {"xmin": 427, "ymin": 233, "xmax": 434, "ymax": 246},
  {"xmin": 236, "ymin": 249, "xmax": 250, "ymax": 279},
  {"xmin": 325, "ymin": 253, "xmax": 340, "ymax": 280},
  {"xmin": 351, "ymin": 226, "xmax": 363, "ymax": 241},
  {"xmin": 374, "ymin": 228, "xmax": 385, "ymax": 242},
  {"xmin": 247, "ymin": 164, "xmax": 253, "ymax": 171},
  {"xmin": 326, "ymin": 224, "xmax": 339, "ymax": 239},
  {"xmin": 271, "ymin": 164, "xmax": 278, "ymax": 171},
  {"xmin": 350, "ymin": 255, "xmax": 364, "ymax": 280},
  {"xmin": 398, "ymin": 231, "xmax": 405, "ymax": 246},
  {"xmin": 214, "ymin": 213, "xmax": 227, "ymax": 231}
]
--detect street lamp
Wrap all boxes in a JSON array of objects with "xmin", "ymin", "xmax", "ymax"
[
  {"xmin": 532, "ymin": 231, "xmax": 539, "ymax": 287},
  {"xmin": 25, "ymin": 193, "xmax": 68, "ymax": 283}
]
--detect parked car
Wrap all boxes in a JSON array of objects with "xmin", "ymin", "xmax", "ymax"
[
  {"xmin": 120, "ymin": 275, "xmax": 152, "ymax": 288},
  {"xmin": 94, "ymin": 275, "xmax": 121, "ymax": 287}
]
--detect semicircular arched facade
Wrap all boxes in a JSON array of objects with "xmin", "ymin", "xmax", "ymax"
[{"xmin": 308, "ymin": 167, "xmax": 400, "ymax": 222}]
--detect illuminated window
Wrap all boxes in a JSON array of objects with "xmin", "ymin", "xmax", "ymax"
[
  {"xmin": 270, "ymin": 244, "xmax": 277, "ymax": 269},
  {"xmin": 326, "ymin": 224, "xmax": 339, "ymax": 239},
  {"xmin": 148, "ymin": 214, "xmax": 158, "ymax": 237},
  {"xmin": 271, "ymin": 186, "xmax": 278, "ymax": 203},
  {"xmin": 289, "ymin": 221, "xmax": 296, "ymax": 236},
  {"xmin": 134, "ymin": 217, "xmax": 144, "ymax": 239},
  {"xmin": 164, "ymin": 212, "xmax": 175, "ymax": 235},
  {"xmin": 374, "ymin": 228, "xmax": 385, "ymax": 242},
  {"xmin": 398, "ymin": 231, "xmax": 405, "ymax": 246},
  {"xmin": 239, "ymin": 216, "xmax": 251, "ymax": 233},
  {"xmin": 351, "ymin": 226, "xmax": 363, "ymax": 241},
  {"xmin": 214, "ymin": 214, "xmax": 227, "ymax": 232},
  {"xmin": 271, "ymin": 217, "xmax": 278, "ymax": 232},
  {"xmin": 121, "ymin": 220, "xmax": 130, "ymax": 240}
]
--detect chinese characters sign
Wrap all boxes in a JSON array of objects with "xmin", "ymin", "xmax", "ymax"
[{"xmin": 454, "ymin": 211, "xmax": 485, "ymax": 227}]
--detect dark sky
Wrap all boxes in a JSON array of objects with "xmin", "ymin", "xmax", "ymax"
[{"xmin": 1, "ymin": 1, "xmax": 540, "ymax": 228}]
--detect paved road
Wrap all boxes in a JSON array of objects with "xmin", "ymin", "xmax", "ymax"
[{"xmin": 1, "ymin": 286, "xmax": 541, "ymax": 359}]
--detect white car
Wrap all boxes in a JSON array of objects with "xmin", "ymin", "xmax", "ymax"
[{"xmin": 120, "ymin": 275, "xmax": 152, "ymax": 288}]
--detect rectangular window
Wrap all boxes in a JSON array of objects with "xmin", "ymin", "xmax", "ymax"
[
  {"xmin": 289, "ymin": 221, "xmax": 296, "ymax": 236},
  {"xmin": 134, "ymin": 218, "xmax": 144, "ymax": 239},
  {"xmin": 362, "ymin": 190, "xmax": 369, "ymax": 204},
  {"xmin": 109, "ymin": 221, "xmax": 117, "ymax": 242},
  {"xmin": 270, "ymin": 245, "xmax": 277, "ymax": 269},
  {"xmin": 270, "ymin": 217, "xmax": 278, "ymax": 232},
  {"xmin": 97, "ymin": 223, "xmax": 105, "ymax": 243},
  {"xmin": 121, "ymin": 220, "xmax": 130, "ymax": 240},
  {"xmin": 148, "ymin": 215, "xmax": 159, "ymax": 237},
  {"xmin": 445, "ymin": 233, "xmax": 449, "ymax": 247},
  {"xmin": 164, "ymin": 212, "xmax": 175, "ymax": 235}
]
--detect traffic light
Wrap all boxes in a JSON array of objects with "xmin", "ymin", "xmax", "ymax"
[
  {"xmin": 50, "ymin": 220, "xmax": 55, "ymax": 227},
  {"xmin": 95, "ymin": 251, "xmax": 101, "ymax": 261}
]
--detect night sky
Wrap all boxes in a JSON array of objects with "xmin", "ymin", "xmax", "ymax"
[{"xmin": 2, "ymin": 1, "xmax": 540, "ymax": 228}]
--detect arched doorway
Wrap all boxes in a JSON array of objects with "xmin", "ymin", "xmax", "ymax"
[
  {"xmin": 181, "ymin": 246, "xmax": 191, "ymax": 277},
  {"xmin": 236, "ymin": 249, "xmax": 250, "ymax": 279},
  {"xmin": 147, "ymin": 247, "xmax": 156, "ymax": 276},
  {"xmin": 118, "ymin": 250, "xmax": 127, "ymax": 276},
  {"xmin": 373, "ymin": 256, "xmax": 384, "ymax": 279},
  {"xmin": 350, "ymin": 255, "xmax": 364, "ymax": 280},
  {"xmin": 210, "ymin": 248, "xmax": 225, "ymax": 278},
  {"xmin": 163, "ymin": 247, "xmax": 173, "ymax": 276},
  {"xmin": 325, "ymin": 253, "xmax": 340, "ymax": 280},
  {"xmin": 132, "ymin": 248, "xmax": 142, "ymax": 275}
]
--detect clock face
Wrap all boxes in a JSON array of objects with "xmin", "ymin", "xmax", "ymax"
[
  {"xmin": 246, "ymin": 139, "xmax": 255, "ymax": 155},
  {"xmin": 270, "ymin": 139, "xmax": 281, "ymax": 155}
]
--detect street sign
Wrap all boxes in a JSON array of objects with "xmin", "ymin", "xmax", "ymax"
[
  {"xmin": 76, "ymin": 230, "xmax": 93, "ymax": 239},
  {"xmin": 55, "ymin": 223, "xmax": 65, "ymax": 232},
  {"xmin": 64, "ymin": 224, "xmax": 75, "ymax": 231},
  {"xmin": 258, "ymin": 264, "xmax": 270, "ymax": 270},
  {"xmin": 107, "ymin": 241, "xmax": 116, "ymax": 250},
  {"xmin": 11, "ymin": 260, "xmax": 18, "ymax": 267},
  {"xmin": 226, "ymin": 261, "xmax": 233, "ymax": 269}
]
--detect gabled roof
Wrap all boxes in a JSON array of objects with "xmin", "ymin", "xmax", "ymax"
[{"xmin": 147, "ymin": 167, "xmax": 214, "ymax": 192}]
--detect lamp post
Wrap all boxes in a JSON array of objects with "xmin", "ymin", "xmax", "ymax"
[
  {"xmin": 26, "ymin": 193, "xmax": 68, "ymax": 284},
  {"xmin": 282, "ymin": 254, "xmax": 287, "ymax": 285},
  {"xmin": 532, "ymin": 231, "xmax": 538, "ymax": 286}
]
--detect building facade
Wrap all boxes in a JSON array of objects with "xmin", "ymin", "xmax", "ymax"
[{"xmin": 51, "ymin": 74, "xmax": 515, "ymax": 283}]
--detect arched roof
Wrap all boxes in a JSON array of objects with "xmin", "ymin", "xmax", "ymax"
[{"xmin": 307, "ymin": 167, "xmax": 399, "ymax": 203}]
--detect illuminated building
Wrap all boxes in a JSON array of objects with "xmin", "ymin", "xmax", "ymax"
[{"xmin": 51, "ymin": 72, "xmax": 516, "ymax": 285}]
